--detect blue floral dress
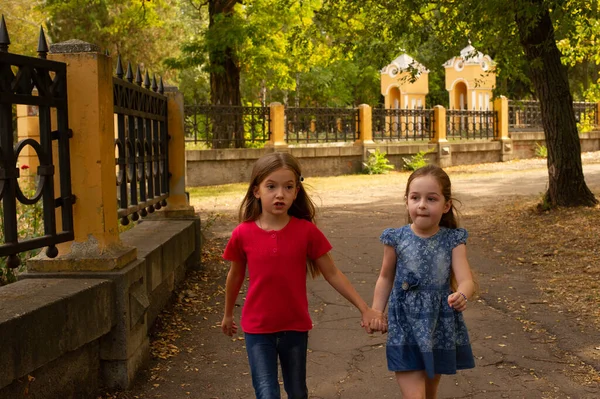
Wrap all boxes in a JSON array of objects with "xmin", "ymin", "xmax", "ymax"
[{"xmin": 381, "ymin": 225, "xmax": 475, "ymax": 378}]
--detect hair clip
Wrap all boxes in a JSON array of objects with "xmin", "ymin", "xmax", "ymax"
[{"xmin": 299, "ymin": 176, "xmax": 304, "ymax": 182}]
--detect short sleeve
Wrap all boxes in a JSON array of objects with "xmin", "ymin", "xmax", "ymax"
[
  {"xmin": 380, "ymin": 228, "xmax": 398, "ymax": 247},
  {"xmin": 450, "ymin": 228, "xmax": 468, "ymax": 248},
  {"xmin": 223, "ymin": 226, "xmax": 247, "ymax": 263},
  {"xmin": 307, "ymin": 223, "xmax": 333, "ymax": 260}
]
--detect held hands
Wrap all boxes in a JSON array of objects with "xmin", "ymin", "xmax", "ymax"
[
  {"xmin": 448, "ymin": 291, "xmax": 468, "ymax": 312},
  {"xmin": 360, "ymin": 307, "xmax": 388, "ymax": 334},
  {"xmin": 221, "ymin": 315, "xmax": 238, "ymax": 336}
]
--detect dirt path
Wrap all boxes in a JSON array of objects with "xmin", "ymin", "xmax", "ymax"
[{"xmin": 101, "ymin": 158, "xmax": 600, "ymax": 399}]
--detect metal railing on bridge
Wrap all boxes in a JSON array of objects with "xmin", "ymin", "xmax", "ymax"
[{"xmin": 0, "ymin": 18, "xmax": 75, "ymax": 269}]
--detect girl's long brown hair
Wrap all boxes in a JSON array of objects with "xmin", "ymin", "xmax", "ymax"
[{"xmin": 239, "ymin": 152, "xmax": 321, "ymax": 278}]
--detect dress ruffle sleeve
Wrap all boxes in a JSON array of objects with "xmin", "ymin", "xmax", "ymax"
[
  {"xmin": 380, "ymin": 228, "xmax": 399, "ymax": 247},
  {"xmin": 449, "ymin": 228, "xmax": 468, "ymax": 248}
]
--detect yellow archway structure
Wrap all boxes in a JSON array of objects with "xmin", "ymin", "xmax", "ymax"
[
  {"xmin": 444, "ymin": 43, "xmax": 496, "ymax": 110},
  {"xmin": 381, "ymin": 53, "xmax": 429, "ymax": 109}
]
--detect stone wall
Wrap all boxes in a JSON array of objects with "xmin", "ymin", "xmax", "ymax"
[
  {"xmin": 0, "ymin": 218, "xmax": 200, "ymax": 398},
  {"xmin": 185, "ymin": 132, "xmax": 600, "ymax": 187}
]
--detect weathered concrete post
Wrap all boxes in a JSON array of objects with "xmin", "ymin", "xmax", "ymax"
[
  {"xmin": 431, "ymin": 105, "xmax": 452, "ymax": 168},
  {"xmin": 494, "ymin": 95, "xmax": 513, "ymax": 162},
  {"xmin": 159, "ymin": 87, "xmax": 195, "ymax": 217},
  {"xmin": 27, "ymin": 40, "xmax": 136, "ymax": 272}
]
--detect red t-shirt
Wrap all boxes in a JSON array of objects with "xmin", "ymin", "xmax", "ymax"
[{"xmin": 223, "ymin": 217, "xmax": 332, "ymax": 333}]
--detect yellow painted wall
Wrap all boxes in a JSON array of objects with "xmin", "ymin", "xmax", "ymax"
[
  {"xmin": 381, "ymin": 71, "xmax": 429, "ymax": 109},
  {"xmin": 446, "ymin": 64, "xmax": 496, "ymax": 110}
]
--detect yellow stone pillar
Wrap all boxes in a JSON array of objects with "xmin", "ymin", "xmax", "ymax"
[
  {"xmin": 159, "ymin": 87, "xmax": 195, "ymax": 217},
  {"xmin": 28, "ymin": 41, "xmax": 136, "ymax": 272},
  {"xmin": 431, "ymin": 105, "xmax": 447, "ymax": 143},
  {"xmin": 431, "ymin": 105, "xmax": 452, "ymax": 168},
  {"xmin": 267, "ymin": 102, "xmax": 287, "ymax": 148},
  {"xmin": 494, "ymin": 95, "xmax": 513, "ymax": 161},
  {"xmin": 494, "ymin": 95, "xmax": 509, "ymax": 140},
  {"xmin": 355, "ymin": 104, "xmax": 373, "ymax": 145}
]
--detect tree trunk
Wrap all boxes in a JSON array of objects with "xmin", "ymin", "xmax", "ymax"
[
  {"xmin": 209, "ymin": 0, "xmax": 243, "ymax": 148},
  {"xmin": 515, "ymin": 1, "xmax": 597, "ymax": 207}
]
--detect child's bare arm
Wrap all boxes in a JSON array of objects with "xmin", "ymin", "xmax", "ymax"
[
  {"xmin": 372, "ymin": 245, "xmax": 397, "ymax": 312},
  {"xmin": 314, "ymin": 253, "xmax": 382, "ymax": 332},
  {"xmin": 448, "ymin": 244, "xmax": 474, "ymax": 312},
  {"xmin": 221, "ymin": 260, "xmax": 246, "ymax": 336}
]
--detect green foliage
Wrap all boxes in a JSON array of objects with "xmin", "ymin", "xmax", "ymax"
[
  {"xmin": 42, "ymin": 0, "xmax": 183, "ymax": 77},
  {"xmin": 363, "ymin": 149, "xmax": 395, "ymax": 175},
  {"xmin": 0, "ymin": 178, "xmax": 44, "ymax": 285},
  {"xmin": 534, "ymin": 143, "xmax": 547, "ymax": 158},
  {"xmin": 403, "ymin": 149, "xmax": 433, "ymax": 171},
  {"xmin": 577, "ymin": 111, "xmax": 596, "ymax": 134}
]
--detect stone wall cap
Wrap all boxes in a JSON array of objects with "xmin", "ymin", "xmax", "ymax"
[
  {"xmin": 163, "ymin": 85, "xmax": 180, "ymax": 93},
  {"xmin": 50, "ymin": 39, "xmax": 100, "ymax": 54}
]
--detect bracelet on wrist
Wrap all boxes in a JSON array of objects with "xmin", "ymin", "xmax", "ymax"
[{"xmin": 458, "ymin": 292, "xmax": 468, "ymax": 302}]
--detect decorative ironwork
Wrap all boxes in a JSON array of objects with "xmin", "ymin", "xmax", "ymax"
[
  {"xmin": 508, "ymin": 100, "xmax": 598, "ymax": 131},
  {"xmin": 113, "ymin": 55, "xmax": 169, "ymax": 225},
  {"xmin": 446, "ymin": 110, "xmax": 497, "ymax": 140},
  {"xmin": 0, "ymin": 17, "xmax": 75, "ymax": 268},
  {"xmin": 508, "ymin": 100, "xmax": 542, "ymax": 129},
  {"xmin": 372, "ymin": 108, "xmax": 434, "ymax": 141},
  {"xmin": 285, "ymin": 107, "xmax": 359, "ymax": 143},
  {"xmin": 184, "ymin": 103, "xmax": 270, "ymax": 148}
]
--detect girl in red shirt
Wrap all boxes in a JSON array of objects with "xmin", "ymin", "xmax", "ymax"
[{"xmin": 221, "ymin": 152, "xmax": 382, "ymax": 399}]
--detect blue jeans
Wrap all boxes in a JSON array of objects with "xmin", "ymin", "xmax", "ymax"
[{"xmin": 245, "ymin": 331, "xmax": 308, "ymax": 399}]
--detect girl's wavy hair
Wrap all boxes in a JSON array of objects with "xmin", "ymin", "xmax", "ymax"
[
  {"xmin": 239, "ymin": 152, "xmax": 321, "ymax": 278},
  {"xmin": 404, "ymin": 165, "xmax": 459, "ymax": 228}
]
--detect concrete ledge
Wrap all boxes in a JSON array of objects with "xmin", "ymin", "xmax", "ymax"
[{"xmin": 0, "ymin": 279, "xmax": 113, "ymax": 388}]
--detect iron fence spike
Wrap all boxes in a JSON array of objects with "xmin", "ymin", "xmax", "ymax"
[
  {"xmin": 135, "ymin": 65, "xmax": 143, "ymax": 85},
  {"xmin": 116, "ymin": 54, "xmax": 124, "ymax": 78},
  {"xmin": 126, "ymin": 62, "xmax": 133, "ymax": 82},
  {"xmin": 144, "ymin": 70, "xmax": 151, "ymax": 89},
  {"xmin": 158, "ymin": 77, "xmax": 164, "ymax": 94},
  {"xmin": 151, "ymin": 74, "xmax": 158, "ymax": 92},
  {"xmin": 37, "ymin": 26, "xmax": 49, "ymax": 59},
  {"xmin": 0, "ymin": 15, "xmax": 10, "ymax": 52}
]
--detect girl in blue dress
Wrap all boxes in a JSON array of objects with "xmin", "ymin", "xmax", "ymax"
[{"xmin": 369, "ymin": 165, "xmax": 475, "ymax": 398}]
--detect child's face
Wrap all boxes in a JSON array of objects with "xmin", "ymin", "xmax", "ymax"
[
  {"xmin": 253, "ymin": 167, "xmax": 299, "ymax": 217},
  {"xmin": 406, "ymin": 175, "xmax": 451, "ymax": 236}
]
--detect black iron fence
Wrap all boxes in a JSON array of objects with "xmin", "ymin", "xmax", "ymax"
[
  {"xmin": 113, "ymin": 56, "xmax": 169, "ymax": 225},
  {"xmin": 0, "ymin": 19, "xmax": 75, "ymax": 269},
  {"xmin": 184, "ymin": 103, "xmax": 270, "ymax": 148},
  {"xmin": 373, "ymin": 108, "xmax": 434, "ymax": 141},
  {"xmin": 285, "ymin": 107, "xmax": 359, "ymax": 143},
  {"xmin": 508, "ymin": 100, "xmax": 598, "ymax": 130},
  {"xmin": 446, "ymin": 110, "xmax": 497, "ymax": 140}
]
